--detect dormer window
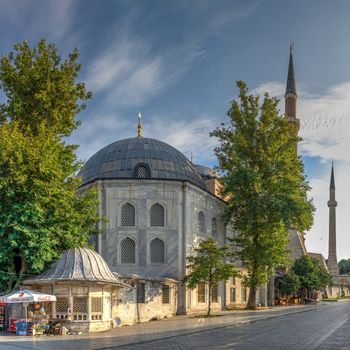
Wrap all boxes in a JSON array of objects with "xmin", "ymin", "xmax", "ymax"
[{"xmin": 134, "ymin": 163, "xmax": 151, "ymax": 178}]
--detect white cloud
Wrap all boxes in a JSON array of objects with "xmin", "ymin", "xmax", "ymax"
[{"xmin": 145, "ymin": 115, "xmax": 219, "ymax": 164}]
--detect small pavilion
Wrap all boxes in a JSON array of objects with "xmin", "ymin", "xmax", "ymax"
[{"xmin": 24, "ymin": 247, "xmax": 129, "ymax": 333}]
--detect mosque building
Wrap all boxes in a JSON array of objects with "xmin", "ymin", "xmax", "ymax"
[{"xmin": 24, "ymin": 47, "xmax": 337, "ymax": 332}]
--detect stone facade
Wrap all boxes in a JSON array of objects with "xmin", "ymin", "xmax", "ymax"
[{"xmin": 85, "ymin": 178, "xmax": 227, "ymax": 315}]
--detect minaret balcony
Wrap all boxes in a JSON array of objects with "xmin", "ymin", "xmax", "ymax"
[{"xmin": 327, "ymin": 200, "xmax": 337, "ymax": 207}]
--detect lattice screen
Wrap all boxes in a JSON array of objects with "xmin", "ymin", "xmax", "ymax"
[
  {"xmin": 162, "ymin": 285, "xmax": 170, "ymax": 304},
  {"xmin": 198, "ymin": 211, "xmax": 205, "ymax": 234},
  {"xmin": 91, "ymin": 297, "xmax": 103, "ymax": 313},
  {"xmin": 73, "ymin": 296, "xmax": 88, "ymax": 313},
  {"xmin": 150, "ymin": 203, "xmax": 165, "ymax": 226},
  {"xmin": 198, "ymin": 283, "xmax": 206, "ymax": 303},
  {"xmin": 121, "ymin": 237, "xmax": 136, "ymax": 263},
  {"xmin": 150, "ymin": 238, "xmax": 165, "ymax": 263},
  {"xmin": 137, "ymin": 165, "xmax": 149, "ymax": 178},
  {"xmin": 121, "ymin": 203, "xmax": 135, "ymax": 226},
  {"xmin": 56, "ymin": 297, "xmax": 69, "ymax": 313},
  {"xmin": 212, "ymin": 218, "xmax": 217, "ymax": 237}
]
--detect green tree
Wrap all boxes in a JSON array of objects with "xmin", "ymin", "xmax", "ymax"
[
  {"xmin": 183, "ymin": 237, "xmax": 239, "ymax": 316},
  {"xmin": 277, "ymin": 271, "xmax": 300, "ymax": 295},
  {"xmin": 0, "ymin": 40, "xmax": 99, "ymax": 292},
  {"xmin": 338, "ymin": 259, "xmax": 350, "ymax": 275},
  {"xmin": 210, "ymin": 81, "xmax": 314, "ymax": 309},
  {"xmin": 292, "ymin": 255, "xmax": 331, "ymax": 299}
]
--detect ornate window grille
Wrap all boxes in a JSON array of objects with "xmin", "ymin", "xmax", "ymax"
[
  {"xmin": 230, "ymin": 287, "xmax": 236, "ymax": 303},
  {"xmin": 212, "ymin": 218, "xmax": 217, "ymax": 238},
  {"xmin": 211, "ymin": 284, "xmax": 218, "ymax": 303},
  {"xmin": 91, "ymin": 297, "xmax": 103, "ymax": 321},
  {"xmin": 198, "ymin": 211, "xmax": 205, "ymax": 234},
  {"xmin": 137, "ymin": 165, "xmax": 148, "ymax": 178},
  {"xmin": 150, "ymin": 203, "xmax": 165, "ymax": 227},
  {"xmin": 150, "ymin": 238, "xmax": 165, "ymax": 263},
  {"xmin": 56, "ymin": 297, "xmax": 69, "ymax": 319},
  {"xmin": 121, "ymin": 203, "xmax": 135, "ymax": 226},
  {"xmin": 162, "ymin": 285, "xmax": 170, "ymax": 304},
  {"xmin": 137, "ymin": 283, "xmax": 145, "ymax": 303},
  {"xmin": 73, "ymin": 296, "xmax": 88, "ymax": 321},
  {"xmin": 121, "ymin": 237, "xmax": 136, "ymax": 264},
  {"xmin": 198, "ymin": 283, "xmax": 206, "ymax": 303}
]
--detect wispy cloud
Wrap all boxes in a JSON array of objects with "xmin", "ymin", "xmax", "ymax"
[
  {"xmin": 0, "ymin": 0, "xmax": 78, "ymax": 43},
  {"xmin": 84, "ymin": 2, "xmax": 256, "ymax": 108}
]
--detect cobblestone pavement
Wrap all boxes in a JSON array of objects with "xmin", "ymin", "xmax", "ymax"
[{"xmin": 0, "ymin": 302, "xmax": 349, "ymax": 349}]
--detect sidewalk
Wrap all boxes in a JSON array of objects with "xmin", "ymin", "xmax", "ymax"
[{"xmin": 0, "ymin": 304, "xmax": 319, "ymax": 345}]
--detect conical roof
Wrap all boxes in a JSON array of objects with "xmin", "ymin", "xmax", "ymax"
[
  {"xmin": 24, "ymin": 248, "xmax": 127, "ymax": 286},
  {"xmin": 285, "ymin": 45, "xmax": 297, "ymax": 97},
  {"xmin": 330, "ymin": 163, "xmax": 335, "ymax": 189}
]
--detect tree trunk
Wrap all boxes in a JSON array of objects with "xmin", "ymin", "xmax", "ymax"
[
  {"xmin": 13, "ymin": 257, "xmax": 26, "ymax": 290},
  {"xmin": 246, "ymin": 286, "xmax": 257, "ymax": 309},
  {"xmin": 208, "ymin": 284, "xmax": 212, "ymax": 317}
]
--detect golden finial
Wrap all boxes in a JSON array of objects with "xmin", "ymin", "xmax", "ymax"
[{"xmin": 137, "ymin": 112, "xmax": 143, "ymax": 139}]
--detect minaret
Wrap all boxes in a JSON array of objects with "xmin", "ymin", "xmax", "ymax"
[
  {"xmin": 327, "ymin": 163, "xmax": 339, "ymax": 275},
  {"xmin": 285, "ymin": 44, "xmax": 300, "ymax": 133}
]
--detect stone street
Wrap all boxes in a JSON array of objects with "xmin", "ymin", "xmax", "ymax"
[{"xmin": 0, "ymin": 301, "xmax": 349, "ymax": 349}]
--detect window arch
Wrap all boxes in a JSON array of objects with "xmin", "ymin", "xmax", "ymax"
[
  {"xmin": 150, "ymin": 238, "xmax": 165, "ymax": 263},
  {"xmin": 212, "ymin": 218, "xmax": 217, "ymax": 238},
  {"xmin": 150, "ymin": 203, "xmax": 165, "ymax": 227},
  {"xmin": 121, "ymin": 203, "xmax": 135, "ymax": 226},
  {"xmin": 134, "ymin": 163, "xmax": 151, "ymax": 178},
  {"xmin": 198, "ymin": 211, "xmax": 205, "ymax": 234},
  {"xmin": 120, "ymin": 237, "xmax": 136, "ymax": 264}
]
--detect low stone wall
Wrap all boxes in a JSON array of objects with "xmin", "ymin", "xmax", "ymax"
[{"xmin": 113, "ymin": 279, "xmax": 177, "ymax": 325}]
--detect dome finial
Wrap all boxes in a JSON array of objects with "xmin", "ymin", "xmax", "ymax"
[{"xmin": 137, "ymin": 112, "xmax": 143, "ymax": 139}]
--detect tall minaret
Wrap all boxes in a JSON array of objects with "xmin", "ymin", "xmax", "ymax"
[
  {"xmin": 285, "ymin": 44, "xmax": 300, "ymax": 133},
  {"xmin": 327, "ymin": 163, "xmax": 339, "ymax": 275}
]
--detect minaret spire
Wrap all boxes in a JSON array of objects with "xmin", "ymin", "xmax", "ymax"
[
  {"xmin": 330, "ymin": 161, "xmax": 335, "ymax": 189},
  {"xmin": 285, "ymin": 43, "xmax": 300, "ymax": 133},
  {"xmin": 137, "ymin": 112, "xmax": 143, "ymax": 139},
  {"xmin": 327, "ymin": 162, "xmax": 339, "ymax": 275}
]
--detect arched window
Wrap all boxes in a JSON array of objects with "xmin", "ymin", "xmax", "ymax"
[
  {"xmin": 120, "ymin": 237, "xmax": 136, "ymax": 264},
  {"xmin": 198, "ymin": 211, "xmax": 205, "ymax": 234},
  {"xmin": 212, "ymin": 218, "xmax": 217, "ymax": 238},
  {"xmin": 121, "ymin": 203, "xmax": 135, "ymax": 226},
  {"xmin": 150, "ymin": 203, "xmax": 165, "ymax": 227},
  {"xmin": 134, "ymin": 163, "xmax": 151, "ymax": 178},
  {"xmin": 150, "ymin": 238, "xmax": 165, "ymax": 263}
]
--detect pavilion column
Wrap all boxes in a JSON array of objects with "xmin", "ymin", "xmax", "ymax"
[
  {"xmin": 51, "ymin": 284, "xmax": 56, "ymax": 318},
  {"xmin": 68, "ymin": 287, "xmax": 73, "ymax": 318}
]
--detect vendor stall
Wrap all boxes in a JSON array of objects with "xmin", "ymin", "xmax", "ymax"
[
  {"xmin": 0, "ymin": 289, "xmax": 56, "ymax": 335},
  {"xmin": 0, "ymin": 302, "xmax": 5, "ymax": 331}
]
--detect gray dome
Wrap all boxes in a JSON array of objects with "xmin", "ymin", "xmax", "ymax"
[
  {"xmin": 194, "ymin": 164, "xmax": 217, "ymax": 179},
  {"xmin": 79, "ymin": 137, "xmax": 206, "ymax": 189},
  {"xmin": 24, "ymin": 248, "xmax": 126, "ymax": 286}
]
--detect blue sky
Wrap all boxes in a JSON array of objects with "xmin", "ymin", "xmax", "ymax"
[{"xmin": 1, "ymin": 0, "xmax": 350, "ymax": 260}]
